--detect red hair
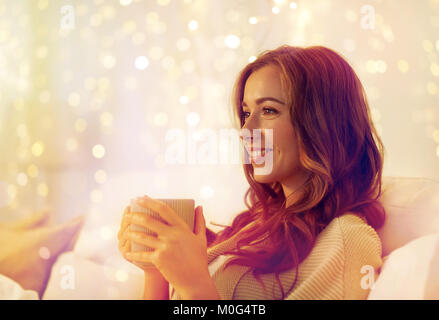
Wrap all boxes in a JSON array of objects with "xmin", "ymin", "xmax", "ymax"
[{"xmin": 205, "ymin": 45, "xmax": 386, "ymax": 299}]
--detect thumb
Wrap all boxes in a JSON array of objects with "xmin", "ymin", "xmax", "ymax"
[{"xmin": 194, "ymin": 205, "xmax": 206, "ymax": 238}]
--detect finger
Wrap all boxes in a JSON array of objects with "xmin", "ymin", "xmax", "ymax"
[
  {"xmin": 126, "ymin": 251, "xmax": 155, "ymax": 263},
  {"xmin": 194, "ymin": 205, "xmax": 206, "ymax": 237},
  {"xmin": 135, "ymin": 196, "xmax": 186, "ymax": 228},
  {"xmin": 129, "ymin": 211, "xmax": 168, "ymax": 236},
  {"xmin": 123, "ymin": 231, "xmax": 160, "ymax": 249},
  {"xmin": 118, "ymin": 206, "xmax": 131, "ymax": 240}
]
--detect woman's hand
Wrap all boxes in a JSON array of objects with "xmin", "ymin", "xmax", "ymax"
[{"xmin": 121, "ymin": 195, "xmax": 219, "ymax": 299}]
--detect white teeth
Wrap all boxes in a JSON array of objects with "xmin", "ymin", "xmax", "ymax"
[{"xmin": 248, "ymin": 149, "xmax": 272, "ymax": 158}]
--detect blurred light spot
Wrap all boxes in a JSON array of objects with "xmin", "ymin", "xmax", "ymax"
[
  {"xmin": 345, "ymin": 9, "xmax": 357, "ymax": 22},
  {"xmin": 115, "ymin": 270, "xmax": 128, "ymax": 282},
  {"xmin": 381, "ymin": 25, "xmax": 394, "ymax": 42},
  {"xmin": 366, "ymin": 60, "xmax": 377, "ymax": 73},
  {"xmin": 32, "ymin": 141, "xmax": 45, "ymax": 157},
  {"xmin": 431, "ymin": 63, "xmax": 439, "ymax": 77},
  {"xmin": 68, "ymin": 92, "xmax": 81, "ymax": 107},
  {"xmin": 97, "ymin": 77, "xmax": 110, "ymax": 91},
  {"xmin": 123, "ymin": 20, "xmax": 136, "ymax": 34},
  {"xmin": 37, "ymin": 183, "xmax": 49, "ymax": 197},
  {"xmin": 102, "ymin": 54, "xmax": 116, "ymax": 69},
  {"xmin": 249, "ymin": 17, "xmax": 258, "ymax": 24},
  {"xmin": 92, "ymin": 144, "xmax": 106, "ymax": 159},
  {"xmin": 188, "ymin": 20, "xmax": 198, "ymax": 30},
  {"xmin": 75, "ymin": 118, "xmax": 87, "ymax": 133},
  {"xmin": 91, "ymin": 189, "xmax": 103, "ymax": 203},
  {"xmin": 397, "ymin": 60, "xmax": 409, "ymax": 73},
  {"xmin": 427, "ymin": 82, "xmax": 438, "ymax": 95},
  {"xmin": 100, "ymin": 225, "xmax": 112, "ymax": 240},
  {"xmin": 176, "ymin": 37, "xmax": 191, "ymax": 51},
  {"xmin": 343, "ymin": 39, "xmax": 356, "ymax": 52},
  {"xmin": 299, "ymin": 9, "xmax": 311, "ymax": 21},
  {"xmin": 224, "ymin": 34, "xmax": 240, "ymax": 49},
  {"xmin": 135, "ymin": 56, "xmax": 149, "ymax": 70},
  {"xmin": 37, "ymin": 0, "xmax": 49, "ymax": 10},
  {"xmin": 290, "ymin": 2, "xmax": 297, "ymax": 9},
  {"xmin": 66, "ymin": 138, "xmax": 78, "ymax": 152},
  {"xmin": 157, "ymin": 0, "xmax": 170, "ymax": 5},
  {"xmin": 274, "ymin": 0, "xmax": 286, "ymax": 5},
  {"xmin": 120, "ymin": 0, "xmax": 132, "ymax": 6},
  {"xmin": 153, "ymin": 112, "xmax": 168, "ymax": 126},
  {"xmin": 100, "ymin": 112, "xmax": 113, "ymax": 127},
  {"xmin": 179, "ymin": 95, "xmax": 189, "ymax": 105},
  {"xmin": 272, "ymin": 6, "xmax": 280, "ymax": 14},
  {"xmin": 433, "ymin": 130, "xmax": 439, "ymax": 143},
  {"xmin": 192, "ymin": 131, "xmax": 202, "ymax": 141},
  {"xmin": 17, "ymin": 172, "xmax": 28, "ymax": 186},
  {"xmin": 38, "ymin": 247, "xmax": 51, "ymax": 260},
  {"xmin": 200, "ymin": 185, "xmax": 214, "ymax": 199},
  {"xmin": 90, "ymin": 14, "xmax": 103, "ymax": 27},
  {"xmin": 186, "ymin": 112, "xmax": 200, "ymax": 126},
  {"xmin": 27, "ymin": 164, "xmax": 39, "ymax": 178},
  {"xmin": 376, "ymin": 60, "xmax": 387, "ymax": 73},
  {"xmin": 94, "ymin": 170, "xmax": 107, "ymax": 184},
  {"xmin": 423, "ymin": 40, "xmax": 434, "ymax": 53},
  {"xmin": 7, "ymin": 184, "xmax": 17, "ymax": 200}
]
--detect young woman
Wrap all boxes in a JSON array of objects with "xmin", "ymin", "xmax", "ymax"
[{"xmin": 117, "ymin": 45, "xmax": 386, "ymax": 300}]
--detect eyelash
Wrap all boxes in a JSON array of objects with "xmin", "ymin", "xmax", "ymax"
[{"xmin": 242, "ymin": 107, "xmax": 278, "ymax": 119}]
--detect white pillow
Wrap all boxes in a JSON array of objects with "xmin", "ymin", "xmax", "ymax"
[
  {"xmin": 378, "ymin": 176, "xmax": 439, "ymax": 256},
  {"xmin": 42, "ymin": 251, "xmax": 144, "ymax": 300},
  {"xmin": 367, "ymin": 232, "xmax": 439, "ymax": 299},
  {"xmin": 0, "ymin": 274, "xmax": 39, "ymax": 300}
]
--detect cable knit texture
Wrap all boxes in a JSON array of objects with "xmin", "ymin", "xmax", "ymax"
[{"xmin": 170, "ymin": 212, "xmax": 383, "ymax": 300}]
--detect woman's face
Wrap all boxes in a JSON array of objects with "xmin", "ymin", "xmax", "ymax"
[{"xmin": 240, "ymin": 64, "xmax": 309, "ymax": 197}]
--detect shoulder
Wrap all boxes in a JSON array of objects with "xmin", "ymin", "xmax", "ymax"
[
  {"xmin": 331, "ymin": 212, "xmax": 383, "ymax": 299},
  {"xmin": 333, "ymin": 212, "xmax": 382, "ymax": 256}
]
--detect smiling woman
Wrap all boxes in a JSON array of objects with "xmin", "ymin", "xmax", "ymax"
[
  {"xmin": 196, "ymin": 44, "xmax": 386, "ymax": 300},
  {"xmin": 118, "ymin": 44, "xmax": 386, "ymax": 300}
]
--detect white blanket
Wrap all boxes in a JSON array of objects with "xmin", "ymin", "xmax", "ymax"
[{"xmin": 0, "ymin": 274, "xmax": 39, "ymax": 300}]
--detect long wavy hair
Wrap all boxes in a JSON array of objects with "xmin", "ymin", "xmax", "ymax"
[{"xmin": 204, "ymin": 45, "xmax": 386, "ymax": 299}]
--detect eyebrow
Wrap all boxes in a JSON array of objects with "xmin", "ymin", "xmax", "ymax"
[{"xmin": 241, "ymin": 97, "xmax": 285, "ymax": 107}]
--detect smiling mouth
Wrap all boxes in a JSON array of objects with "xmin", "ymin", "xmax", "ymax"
[{"xmin": 247, "ymin": 148, "xmax": 273, "ymax": 160}]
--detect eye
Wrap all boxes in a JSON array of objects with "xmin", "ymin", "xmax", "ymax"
[
  {"xmin": 263, "ymin": 107, "xmax": 278, "ymax": 115},
  {"xmin": 242, "ymin": 108, "xmax": 278, "ymax": 120}
]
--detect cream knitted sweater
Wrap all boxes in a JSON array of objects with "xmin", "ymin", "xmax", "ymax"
[{"xmin": 170, "ymin": 212, "xmax": 383, "ymax": 300}]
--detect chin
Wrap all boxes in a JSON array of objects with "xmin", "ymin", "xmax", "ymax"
[{"xmin": 252, "ymin": 167, "xmax": 276, "ymax": 184}]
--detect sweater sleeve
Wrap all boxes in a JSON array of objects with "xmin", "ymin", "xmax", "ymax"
[{"xmin": 338, "ymin": 215, "xmax": 383, "ymax": 299}]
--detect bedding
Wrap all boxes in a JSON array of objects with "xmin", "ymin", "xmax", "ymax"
[
  {"xmin": 0, "ymin": 274, "xmax": 39, "ymax": 300},
  {"xmin": 367, "ymin": 232, "xmax": 439, "ymax": 299}
]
